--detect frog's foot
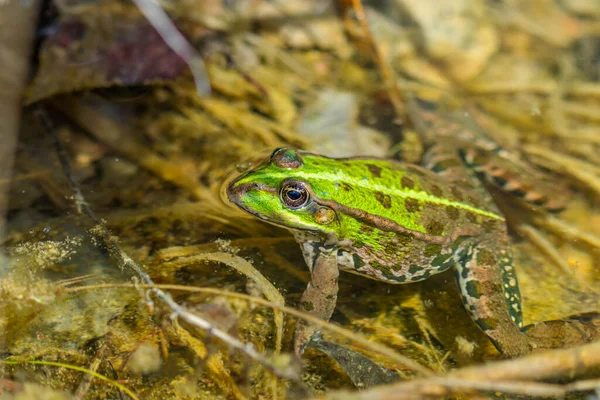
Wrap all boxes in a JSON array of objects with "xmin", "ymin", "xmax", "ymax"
[
  {"xmin": 293, "ymin": 246, "xmax": 339, "ymax": 356},
  {"xmin": 522, "ymin": 312, "xmax": 600, "ymax": 351}
]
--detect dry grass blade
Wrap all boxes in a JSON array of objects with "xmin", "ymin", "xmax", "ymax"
[
  {"xmin": 533, "ymin": 215, "xmax": 600, "ymax": 250},
  {"xmin": 174, "ymin": 252, "xmax": 285, "ymax": 354},
  {"xmin": 154, "ymin": 239, "xmax": 310, "ymax": 282},
  {"xmin": 523, "ymin": 145, "xmax": 600, "ymax": 195}
]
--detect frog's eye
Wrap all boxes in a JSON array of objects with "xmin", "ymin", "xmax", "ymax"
[{"xmin": 280, "ymin": 182, "xmax": 309, "ymax": 209}]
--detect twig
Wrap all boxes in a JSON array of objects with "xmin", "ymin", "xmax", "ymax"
[
  {"xmin": 65, "ymin": 283, "xmax": 434, "ymax": 376},
  {"xmin": 35, "ymin": 107, "xmax": 300, "ymax": 382},
  {"xmin": 130, "ymin": 0, "xmax": 211, "ymax": 97},
  {"xmin": 321, "ymin": 341, "xmax": 600, "ymax": 399},
  {"xmin": 524, "ymin": 144, "xmax": 600, "ymax": 195},
  {"xmin": 533, "ymin": 215, "xmax": 600, "ymax": 250}
]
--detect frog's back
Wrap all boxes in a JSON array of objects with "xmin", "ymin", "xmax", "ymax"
[{"xmin": 299, "ymin": 152, "xmax": 503, "ymax": 239}]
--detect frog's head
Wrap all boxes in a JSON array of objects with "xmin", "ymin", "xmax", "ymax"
[{"xmin": 227, "ymin": 148, "xmax": 339, "ymax": 236}]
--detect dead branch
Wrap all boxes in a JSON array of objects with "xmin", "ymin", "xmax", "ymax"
[
  {"xmin": 321, "ymin": 341, "xmax": 600, "ymax": 399},
  {"xmin": 35, "ymin": 107, "xmax": 300, "ymax": 382}
]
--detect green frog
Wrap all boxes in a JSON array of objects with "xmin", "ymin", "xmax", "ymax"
[{"xmin": 226, "ymin": 99, "xmax": 566, "ymax": 358}]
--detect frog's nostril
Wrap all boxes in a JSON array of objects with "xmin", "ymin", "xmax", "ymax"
[
  {"xmin": 226, "ymin": 182, "xmax": 254, "ymax": 202},
  {"xmin": 226, "ymin": 184, "xmax": 242, "ymax": 202}
]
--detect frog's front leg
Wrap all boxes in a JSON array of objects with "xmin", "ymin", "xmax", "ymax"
[
  {"xmin": 294, "ymin": 244, "xmax": 339, "ymax": 355},
  {"xmin": 454, "ymin": 242, "xmax": 533, "ymax": 357}
]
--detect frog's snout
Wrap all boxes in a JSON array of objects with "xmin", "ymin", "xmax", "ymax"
[
  {"xmin": 226, "ymin": 181, "xmax": 264, "ymax": 206},
  {"xmin": 226, "ymin": 181, "xmax": 243, "ymax": 205},
  {"xmin": 219, "ymin": 171, "xmax": 245, "ymax": 208}
]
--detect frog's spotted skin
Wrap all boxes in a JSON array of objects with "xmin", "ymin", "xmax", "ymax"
[{"xmin": 228, "ymin": 145, "xmax": 531, "ymax": 356}]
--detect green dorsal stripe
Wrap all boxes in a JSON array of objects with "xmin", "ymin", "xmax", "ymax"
[{"xmin": 265, "ymin": 171, "xmax": 504, "ymax": 221}]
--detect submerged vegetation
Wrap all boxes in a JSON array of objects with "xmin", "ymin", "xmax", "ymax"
[{"xmin": 1, "ymin": 0, "xmax": 600, "ymax": 398}]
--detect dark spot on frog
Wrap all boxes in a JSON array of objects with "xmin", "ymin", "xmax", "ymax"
[
  {"xmin": 450, "ymin": 236, "xmax": 468, "ymax": 252},
  {"xmin": 326, "ymin": 294, "xmax": 336, "ymax": 301},
  {"xmin": 384, "ymin": 239, "xmax": 408, "ymax": 255},
  {"xmin": 509, "ymin": 187, "xmax": 527, "ymax": 198},
  {"xmin": 396, "ymin": 233, "xmax": 413, "ymax": 246},
  {"xmin": 405, "ymin": 198, "xmax": 420, "ymax": 213},
  {"xmin": 491, "ymin": 174, "xmax": 507, "ymax": 187},
  {"xmin": 445, "ymin": 206, "xmax": 459, "ymax": 220},
  {"xmin": 426, "ymin": 220, "xmax": 445, "ymax": 235},
  {"xmin": 367, "ymin": 164, "xmax": 382, "ymax": 178},
  {"xmin": 352, "ymin": 254, "xmax": 366, "ymax": 269},
  {"xmin": 432, "ymin": 252, "xmax": 452, "ymax": 267},
  {"xmin": 461, "ymin": 295, "xmax": 469, "ymax": 305},
  {"xmin": 370, "ymin": 261, "xmax": 396, "ymax": 280},
  {"xmin": 476, "ymin": 249, "xmax": 496, "ymax": 266},
  {"xmin": 474, "ymin": 317, "xmax": 499, "ymax": 330},
  {"xmin": 465, "ymin": 280, "xmax": 482, "ymax": 298},
  {"xmin": 339, "ymin": 182, "xmax": 353, "ymax": 191},
  {"xmin": 374, "ymin": 191, "xmax": 392, "ymax": 209},
  {"xmin": 430, "ymin": 185, "xmax": 443, "ymax": 197},
  {"xmin": 424, "ymin": 243, "xmax": 442, "ymax": 257},
  {"xmin": 359, "ymin": 225, "xmax": 374, "ymax": 235},
  {"xmin": 460, "ymin": 263, "xmax": 472, "ymax": 279},
  {"xmin": 408, "ymin": 264, "xmax": 421, "ymax": 275},
  {"xmin": 401, "ymin": 176, "xmax": 415, "ymax": 189},
  {"xmin": 411, "ymin": 270, "xmax": 431, "ymax": 281},
  {"xmin": 531, "ymin": 196, "xmax": 547, "ymax": 207},
  {"xmin": 300, "ymin": 301, "xmax": 315, "ymax": 312}
]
